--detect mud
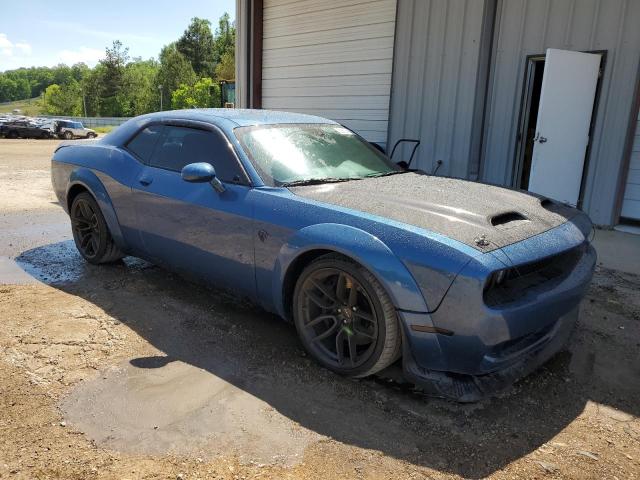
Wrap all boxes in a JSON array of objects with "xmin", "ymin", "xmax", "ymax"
[{"xmin": 0, "ymin": 138, "xmax": 639, "ymax": 479}]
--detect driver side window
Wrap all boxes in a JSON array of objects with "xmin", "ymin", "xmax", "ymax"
[{"xmin": 148, "ymin": 126, "xmax": 244, "ymax": 183}]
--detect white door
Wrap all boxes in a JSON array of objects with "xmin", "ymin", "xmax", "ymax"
[{"xmin": 528, "ymin": 49, "xmax": 601, "ymax": 206}]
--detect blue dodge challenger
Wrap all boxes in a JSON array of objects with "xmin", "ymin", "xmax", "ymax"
[{"xmin": 51, "ymin": 109, "xmax": 596, "ymax": 401}]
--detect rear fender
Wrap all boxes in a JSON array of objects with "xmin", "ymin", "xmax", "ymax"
[
  {"xmin": 273, "ymin": 223, "xmax": 429, "ymax": 317},
  {"xmin": 68, "ymin": 167, "xmax": 126, "ymax": 249}
]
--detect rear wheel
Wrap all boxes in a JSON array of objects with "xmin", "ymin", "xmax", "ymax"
[
  {"xmin": 293, "ymin": 254, "xmax": 401, "ymax": 378},
  {"xmin": 64, "ymin": 130, "xmax": 73, "ymax": 140},
  {"xmin": 70, "ymin": 192, "xmax": 123, "ymax": 264}
]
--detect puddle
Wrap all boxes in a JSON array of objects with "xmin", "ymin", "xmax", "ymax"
[
  {"xmin": 61, "ymin": 360, "xmax": 322, "ymax": 465},
  {"xmin": 13, "ymin": 241, "xmax": 152, "ymax": 284}
]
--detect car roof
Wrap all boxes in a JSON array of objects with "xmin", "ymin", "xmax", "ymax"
[{"xmin": 139, "ymin": 108, "xmax": 337, "ymax": 127}]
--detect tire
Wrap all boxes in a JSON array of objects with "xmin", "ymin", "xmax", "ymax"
[
  {"xmin": 88, "ymin": 132, "xmax": 97, "ymax": 138},
  {"xmin": 64, "ymin": 131, "xmax": 73, "ymax": 140},
  {"xmin": 293, "ymin": 254, "xmax": 401, "ymax": 378},
  {"xmin": 7, "ymin": 130, "xmax": 18, "ymax": 139},
  {"xmin": 70, "ymin": 192, "xmax": 124, "ymax": 264}
]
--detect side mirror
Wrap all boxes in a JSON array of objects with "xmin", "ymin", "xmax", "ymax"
[
  {"xmin": 181, "ymin": 162, "xmax": 226, "ymax": 193},
  {"xmin": 182, "ymin": 162, "xmax": 215, "ymax": 182}
]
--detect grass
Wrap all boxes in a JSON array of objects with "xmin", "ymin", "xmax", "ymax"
[
  {"xmin": 93, "ymin": 126, "xmax": 116, "ymax": 134},
  {"xmin": 0, "ymin": 97, "xmax": 45, "ymax": 116}
]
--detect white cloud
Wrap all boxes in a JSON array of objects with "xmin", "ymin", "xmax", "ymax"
[
  {"xmin": 56, "ymin": 47, "xmax": 104, "ymax": 66},
  {"xmin": 40, "ymin": 20, "xmax": 160, "ymax": 44},
  {"xmin": 0, "ymin": 34, "xmax": 32, "ymax": 58},
  {"xmin": 15, "ymin": 42, "xmax": 32, "ymax": 55}
]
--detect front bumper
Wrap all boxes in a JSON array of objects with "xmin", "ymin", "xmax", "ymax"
[
  {"xmin": 400, "ymin": 306, "xmax": 577, "ymax": 402},
  {"xmin": 398, "ymin": 219, "xmax": 596, "ymax": 401}
]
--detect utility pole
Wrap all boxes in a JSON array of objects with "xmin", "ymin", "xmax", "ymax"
[
  {"xmin": 158, "ymin": 85, "xmax": 163, "ymax": 111},
  {"xmin": 82, "ymin": 88, "xmax": 87, "ymax": 117}
]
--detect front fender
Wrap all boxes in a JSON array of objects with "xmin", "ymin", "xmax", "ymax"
[
  {"xmin": 68, "ymin": 168, "xmax": 126, "ymax": 249},
  {"xmin": 273, "ymin": 223, "xmax": 429, "ymax": 317}
]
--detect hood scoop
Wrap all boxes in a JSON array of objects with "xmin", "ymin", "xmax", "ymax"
[{"xmin": 490, "ymin": 211, "xmax": 529, "ymax": 230}]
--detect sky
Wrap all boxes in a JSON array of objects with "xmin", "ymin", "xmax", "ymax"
[{"xmin": 0, "ymin": 0, "xmax": 235, "ymax": 72}]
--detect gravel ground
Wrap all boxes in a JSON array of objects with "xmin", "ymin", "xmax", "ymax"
[{"xmin": 0, "ymin": 137, "xmax": 639, "ymax": 479}]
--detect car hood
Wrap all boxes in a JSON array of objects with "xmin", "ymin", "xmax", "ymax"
[{"xmin": 288, "ymin": 172, "xmax": 581, "ymax": 252}]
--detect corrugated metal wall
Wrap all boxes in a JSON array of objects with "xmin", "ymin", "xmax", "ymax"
[
  {"xmin": 388, "ymin": 0, "xmax": 493, "ymax": 176},
  {"xmin": 260, "ymin": 0, "xmax": 397, "ymax": 144},
  {"xmin": 621, "ymin": 110, "xmax": 640, "ymax": 219},
  {"xmin": 482, "ymin": 0, "xmax": 640, "ymax": 225}
]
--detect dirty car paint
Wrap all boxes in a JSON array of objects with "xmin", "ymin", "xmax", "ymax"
[{"xmin": 50, "ymin": 109, "xmax": 596, "ymax": 401}]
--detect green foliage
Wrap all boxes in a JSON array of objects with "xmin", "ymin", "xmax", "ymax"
[
  {"xmin": 93, "ymin": 126, "xmax": 115, "ymax": 134},
  {"xmin": 0, "ymin": 97, "xmax": 45, "ymax": 116},
  {"xmin": 157, "ymin": 43, "xmax": 197, "ymax": 108},
  {"xmin": 176, "ymin": 17, "xmax": 217, "ymax": 78},
  {"xmin": 213, "ymin": 13, "xmax": 236, "ymax": 81},
  {"xmin": 215, "ymin": 51, "xmax": 235, "ymax": 81},
  {"xmin": 213, "ymin": 13, "xmax": 235, "ymax": 66},
  {"xmin": 121, "ymin": 59, "xmax": 160, "ymax": 116},
  {"xmin": 43, "ymin": 82, "xmax": 83, "ymax": 116},
  {"xmin": 0, "ymin": 12, "xmax": 234, "ymax": 115},
  {"xmin": 98, "ymin": 40, "xmax": 130, "ymax": 116},
  {"xmin": 171, "ymin": 77, "xmax": 220, "ymax": 109}
]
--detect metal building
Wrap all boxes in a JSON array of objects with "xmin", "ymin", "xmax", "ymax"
[{"xmin": 235, "ymin": 0, "xmax": 640, "ymax": 227}]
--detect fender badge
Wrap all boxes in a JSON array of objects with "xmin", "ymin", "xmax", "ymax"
[{"xmin": 474, "ymin": 234, "xmax": 491, "ymax": 248}]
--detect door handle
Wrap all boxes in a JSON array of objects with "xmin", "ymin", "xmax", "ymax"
[
  {"xmin": 537, "ymin": 136, "xmax": 548, "ymax": 144},
  {"xmin": 139, "ymin": 175, "xmax": 153, "ymax": 186}
]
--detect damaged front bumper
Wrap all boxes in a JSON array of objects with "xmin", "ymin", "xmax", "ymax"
[
  {"xmin": 400, "ymin": 306, "xmax": 577, "ymax": 402},
  {"xmin": 398, "ymin": 219, "xmax": 596, "ymax": 402}
]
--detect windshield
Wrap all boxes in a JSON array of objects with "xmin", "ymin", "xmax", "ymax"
[{"xmin": 234, "ymin": 123, "xmax": 400, "ymax": 186}]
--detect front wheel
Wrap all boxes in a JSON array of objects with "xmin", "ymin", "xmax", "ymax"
[
  {"xmin": 293, "ymin": 254, "xmax": 401, "ymax": 378},
  {"xmin": 70, "ymin": 192, "xmax": 124, "ymax": 264}
]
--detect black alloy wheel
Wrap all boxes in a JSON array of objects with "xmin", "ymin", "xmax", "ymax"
[
  {"xmin": 294, "ymin": 255, "xmax": 401, "ymax": 377},
  {"xmin": 70, "ymin": 192, "xmax": 123, "ymax": 264},
  {"xmin": 71, "ymin": 196, "xmax": 101, "ymax": 260}
]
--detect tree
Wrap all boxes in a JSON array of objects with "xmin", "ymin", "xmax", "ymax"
[
  {"xmin": 176, "ymin": 17, "xmax": 216, "ymax": 77},
  {"xmin": 121, "ymin": 59, "xmax": 160, "ymax": 116},
  {"xmin": 157, "ymin": 43, "xmax": 197, "ymax": 108},
  {"xmin": 171, "ymin": 77, "xmax": 219, "ymax": 109},
  {"xmin": 43, "ymin": 82, "xmax": 82, "ymax": 116},
  {"xmin": 99, "ymin": 40, "xmax": 129, "ymax": 116},
  {"xmin": 213, "ymin": 13, "xmax": 235, "ymax": 66},
  {"xmin": 215, "ymin": 51, "xmax": 235, "ymax": 81},
  {"xmin": 0, "ymin": 77, "xmax": 19, "ymax": 101}
]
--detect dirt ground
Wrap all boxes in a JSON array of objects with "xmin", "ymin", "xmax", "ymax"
[{"xmin": 0, "ymin": 137, "xmax": 639, "ymax": 480}]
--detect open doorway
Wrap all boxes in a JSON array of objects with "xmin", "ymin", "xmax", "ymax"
[
  {"xmin": 514, "ymin": 56, "xmax": 545, "ymax": 190},
  {"xmin": 513, "ymin": 50, "xmax": 605, "ymax": 206}
]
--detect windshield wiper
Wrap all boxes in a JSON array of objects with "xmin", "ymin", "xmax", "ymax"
[
  {"xmin": 282, "ymin": 177, "xmax": 358, "ymax": 187},
  {"xmin": 364, "ymin": 170, "xmax": 409, "ymax": 178}
]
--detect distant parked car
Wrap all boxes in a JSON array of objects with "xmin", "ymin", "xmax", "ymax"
[
  {"xmin": 2, "ymin": 120, "xmax": 53, "ymax": 139},
  {"xmin": 55, "ymin": 120, "xmax": 97, "ymax": 140}
]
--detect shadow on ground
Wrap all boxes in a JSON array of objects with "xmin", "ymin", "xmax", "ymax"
[{"xmin": 15, "ymin": 240, "xmax": 640, "ymax": 478}]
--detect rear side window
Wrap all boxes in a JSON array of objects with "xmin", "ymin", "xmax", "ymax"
[
  {"xmin": 148, "ymin": 126, "xmax": 243, "ymax": 183},
  {"xmin": 126, "ymin": 125, "xmax": 164, "ymax": 163}
]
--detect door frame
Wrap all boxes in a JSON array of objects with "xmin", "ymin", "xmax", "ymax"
[
  {"xmin": 511, "ymin": 49, "xmax": 607, "ymax": 208},
  {"xmin": 512, "ymin": 53, "xmax": 546, "ymax": 190}
]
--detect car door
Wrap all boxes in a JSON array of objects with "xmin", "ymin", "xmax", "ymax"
[
  {"xmin": 71, "ymin": 123, "xmax": 84, "ymax": 137},
  {"xmin": 131, "ymin": 122, "xmax": 256, "ymax": 298}
]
